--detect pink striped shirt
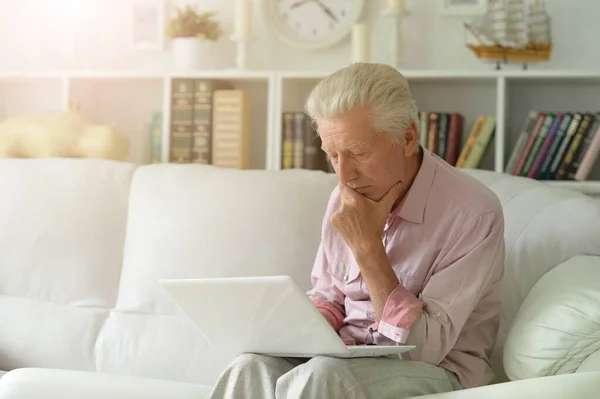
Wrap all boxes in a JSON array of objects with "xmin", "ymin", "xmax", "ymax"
[{"xmin": 307, "ymin": 148, "xmax": 505, "ymax": 389}]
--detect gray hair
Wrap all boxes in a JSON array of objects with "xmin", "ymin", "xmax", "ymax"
[{"xmin": 304, "ymin": 62, "xmax": 419, "ymax": 149}]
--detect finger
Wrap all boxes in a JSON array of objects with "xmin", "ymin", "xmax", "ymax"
[{"xmin": 339, "ymin": 184, "xmax": 359, "ymax": 203}]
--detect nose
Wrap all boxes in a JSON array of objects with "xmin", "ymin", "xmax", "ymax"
[{"xmin": 336, "ymin": 155, "xmax": 358, "ymax": 186}]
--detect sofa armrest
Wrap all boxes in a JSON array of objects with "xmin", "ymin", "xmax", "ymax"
[
  {"xmin": 416, "ymin": 371, "xmax": 600, "ymax": 399},
  {"xmin": 503, "ymin": 255, "xmax": 600, "ymax": 379},
  {"xmin": 0, "ymin": 368, "xmax": 212, "ymax": 399}
]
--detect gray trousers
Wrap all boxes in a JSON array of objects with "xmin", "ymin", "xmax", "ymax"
[{"xmin": 207, "ymin": 354, "xmax": 461, "ymax": 399}]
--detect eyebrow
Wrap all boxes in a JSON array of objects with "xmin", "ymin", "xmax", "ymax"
[{"xmin": 321, "ymin": 141, "xmax": 367, "ymax": 153}]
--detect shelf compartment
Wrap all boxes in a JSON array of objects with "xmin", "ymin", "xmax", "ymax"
[
  {"xmin": 506, "ymin": 79, "xmax": 600, "ymax": 181},
  {"xmin": 68, "ymin": 77, "xmax": 164, "ymax": 165}
]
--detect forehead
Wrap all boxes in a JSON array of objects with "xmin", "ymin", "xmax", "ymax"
[{"xmin": 318, "ymin": 110, "xmax": 376, "ymax": 152}]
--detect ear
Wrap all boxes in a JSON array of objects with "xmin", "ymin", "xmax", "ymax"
[{"xmin": 403, "ymin": 120, "xmax": 419, "ymax": 157}]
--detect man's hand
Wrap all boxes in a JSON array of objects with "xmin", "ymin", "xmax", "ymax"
[
  {"xmin": 331, "ymin": 182, "xmax": 405, "ymax": 258},
  {"xmin": 331, "ymin": 182, "xmax": 406, "ymax": 320}
]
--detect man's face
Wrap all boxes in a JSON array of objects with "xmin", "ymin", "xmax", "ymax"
[{"xmin": 318, "ymin": 106, "xmax": 418, "ymax": 202}]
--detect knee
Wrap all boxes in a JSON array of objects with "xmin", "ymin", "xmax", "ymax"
[
  {"xmin": 228, "ymin": 353, "xmax": 271, "ymax": 369},
  {"xmin": 278, "ymin": 356, "xmax": 345, "ymax": 389},
  {"xmin": 305, "ymin": 356, "xmax": 346, "ymax": 378}
]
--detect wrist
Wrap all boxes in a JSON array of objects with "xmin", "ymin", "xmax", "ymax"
[{"xmin": 353, "ymin": 239, "xmax": 385, "ymax": 264}]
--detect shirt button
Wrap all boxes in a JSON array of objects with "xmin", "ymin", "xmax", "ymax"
[{"xmin": 343, "ymin": 274, "xmax": 349, "ymax": 282}]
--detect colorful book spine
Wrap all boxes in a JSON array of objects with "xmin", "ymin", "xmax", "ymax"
[
  {"xmin": 528, "ymin": 113, "xmax": 562, "ymax": 179},
  {"xmin": 547, "ymin": 113, "xmax": 582, "ymax": 180},
  {"xmin": 191, "ymin": 79, "xmax": 213, "ymax": 164},
  {"xmin": 445, "ymin": 113, "xmax": 464, "ymax": 167},
  {"xmin": 418, "ymin": 111, "xmax": 429, "ymax": 147},
  {"xmin": 521, "ymin": 113, "xmax": 555, "ymax": 177},
  {"xmin": 149, "ymin": 111, "xmax": 162, "ymax": 163},
  {"xmin": 463, "ymin": 117, "xmax": 495, "ymax": 169},
  {"xmin": 281, "ymin": 112, "xmax": 294, "ymax": 169},
  {"xmin": 211, "ymin": 89, "xmax": 251, "ymax": 169},
  {"xmin": 569, "ymin": 112, "xmax": 600, "ymax": 180},
  {"xmin": 555, "ymin": 112, "xmax": 594, "ymax": 180},
  {"xmin": 427, "ymin": 113, "xmax": 439, "ymax": 154},
  {"xmin": 537, "ymin": 113, "xmax": 572, "ymax": 179},
  {"xmin": 574, "ymin": 120, "xmax": 600, "ymax": 181},
  {"xmin": 437, "ymin": 113, "xmax": 448, "ymax": 159},
  {"xmin": 169, "ymin": 79, "xmax": 194, "ymax": 163},
  {"xmin": 302, "ymin": 116, "xmax": 329, "ymax": 171},
  {"xmin": 456, "ymin": 116, "xmax": 486, "ymax": 168},
  {"xmin": 292, "ymin": 113, "xmax": 305, "ymax": 168},
  {"xmin": 505, "ymin": 111, "xmax": 538, "ymax": 174},
  {"xmin": 513, "ymin": 113, "xmax": 545, "ymax": 176}
]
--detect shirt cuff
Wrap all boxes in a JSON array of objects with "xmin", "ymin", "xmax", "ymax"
[
  {"xmin": 375, "ymin": 283, "xmax": 423, "ymax": 343},
  {"xmin": 311, "ymin": 299, "xmax": 345, "ymax": 332}
]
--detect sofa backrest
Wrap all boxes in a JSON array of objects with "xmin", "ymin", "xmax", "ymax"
[
  {"xmin": 461, "ymin": 169, "xmax": 600, "ymax": 381},
  {"xmin": 103, "ymin": 164, "xmax": 338, "ymax": 385},
  {"xmin": 0, "ymin": 158, "xmax": 136, "ymax": 372},
  {"xmin": 1, "ymin": 159, "xmax": 600, "ymax": 387}
]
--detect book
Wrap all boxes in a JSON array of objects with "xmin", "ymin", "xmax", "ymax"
[{"xmin": 211, "ymin": 89, "xmax": 251, "ymax": 169}]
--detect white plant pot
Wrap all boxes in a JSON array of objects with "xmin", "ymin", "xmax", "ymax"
[{"xmin": 172, "ymin": 37, "xmax": 217, "ymax": 71}]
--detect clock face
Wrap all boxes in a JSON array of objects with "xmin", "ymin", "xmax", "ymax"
[
  {"xmin": 263, "ymin": 0, "xmax": 365, "ymax": 50},
  {"xmin": 277, "ymin": 0, "xmax": 352, "ymax": 40}
]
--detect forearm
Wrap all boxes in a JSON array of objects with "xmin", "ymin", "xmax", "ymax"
[
  {"xmin": 354, "ymin": 242, "xmax": 401, "ymax": 320},
  {"xmin": 311, "ymin": 299, "xmax": 346, "ymax": 331}
]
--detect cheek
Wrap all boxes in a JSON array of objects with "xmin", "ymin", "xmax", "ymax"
[{"xmin": 371, "ymin": 153, "xmax": 405, "ymax": 182}]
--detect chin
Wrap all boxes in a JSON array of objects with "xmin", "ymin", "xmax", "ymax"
[
  {"xmin": 361, "ymin": 190, "xmax": 380, "ymax": 201},
  {"xmin": 355, "ymin": 187, "xmax": 370, "ymax": 196}
]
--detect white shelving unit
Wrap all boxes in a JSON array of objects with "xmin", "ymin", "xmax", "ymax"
[{"xmin": 1, "ymin": 69, "xmax": 599, "ymax": 194}]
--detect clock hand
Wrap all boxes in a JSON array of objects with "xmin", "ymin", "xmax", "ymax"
[
  {"xmin": 314, "ymin": 0, "xmax": 338, "ymax": 22},
  {"xmin": 289, "ymin": 0, "xmax": 311, "ymax": 9}
]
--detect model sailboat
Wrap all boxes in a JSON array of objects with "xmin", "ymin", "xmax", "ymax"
[{"xmin": 464, "ymin": 0, "xmax": 552, "ymax": 69}]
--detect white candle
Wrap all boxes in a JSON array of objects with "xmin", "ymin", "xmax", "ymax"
[
  {"xmin": 234, "ymin": 0, "xmax": 252, "ymax": 38},
  {"xmin": 388, "ymin": 0, "xmax": 405, "ymax": 11},
  {"xmin": 352, "ymin": 24, "xmax": 369, "ymax": 63}
]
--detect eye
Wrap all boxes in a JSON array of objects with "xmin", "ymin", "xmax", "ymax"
[{"xmin": 328, "ymin": 154, "xmax": 339, "ymax": 163}]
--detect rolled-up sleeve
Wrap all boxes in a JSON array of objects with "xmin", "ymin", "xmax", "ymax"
[
  {"xmin": 375, "ymin": 211, "xmax": 505, "ymax": 365},
  {"xmin": 306, "ymin": 239, "xmax": 346, "ymax": 332}
]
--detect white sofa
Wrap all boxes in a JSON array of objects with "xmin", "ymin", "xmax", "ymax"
[{"xmin": 1, "ymin": 158, "xmax": 600, "ymax": 399}]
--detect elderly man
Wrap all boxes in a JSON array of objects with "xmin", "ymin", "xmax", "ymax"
[{"xmin": 207, "ymin": 63, "xmax": 505, "ymax": 399}]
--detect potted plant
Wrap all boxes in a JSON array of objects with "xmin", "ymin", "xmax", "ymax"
[{"xmin": 166, "ymin": 5, "xmax": 223, "ymax": 70}]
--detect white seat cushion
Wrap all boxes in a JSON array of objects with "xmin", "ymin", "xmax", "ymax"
[
  {"xmin": 0, "ymin": 368, "xmax": 212, "ymax": 399},
  {"xmin": 503, "ymin": 255, "xmax": 600, "ymax": 379},
  {"xmin": 417, "ymin": 371, "xmax": 600, "ymax": 399}
]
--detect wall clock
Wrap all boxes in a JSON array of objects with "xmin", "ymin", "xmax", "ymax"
[{"xmin": 262, "ymin": 0, "xmax": 365, "ymax": 50}]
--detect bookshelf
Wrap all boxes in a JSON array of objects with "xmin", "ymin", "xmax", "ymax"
[
  {"xmin": 0, "ymin": 69, "xmax": 599, "ymax": 195},
  {"xmin": 271, "ymin": 70, "xmax": 600, "ymax": 196}
]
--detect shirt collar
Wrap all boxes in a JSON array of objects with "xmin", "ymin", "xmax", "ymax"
[{"xmin": 389, "ymin": 147, "xmax": 436, "ymax": 224}]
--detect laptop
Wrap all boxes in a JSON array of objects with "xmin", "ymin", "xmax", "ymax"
[{"xmin": 159, "ymin": 275, "xmax": 415, "ymax": 358}]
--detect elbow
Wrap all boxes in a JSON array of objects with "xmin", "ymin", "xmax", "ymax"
[{"xmin": 403, "ymin": 311, "xmax": 453, "ymax": 365}]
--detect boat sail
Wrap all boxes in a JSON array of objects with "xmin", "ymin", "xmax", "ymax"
[{"xmin": 464, "ymin": 0, "xmax": 552, "ymax": 68}]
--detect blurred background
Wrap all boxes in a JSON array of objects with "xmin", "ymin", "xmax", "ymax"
[{"xmin": 0, "ymin": 0, "xmax": 599, "ymax": 195}]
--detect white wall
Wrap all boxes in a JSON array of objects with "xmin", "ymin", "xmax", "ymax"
[{"xmin": 0, "ymin": 0, "xmax": 598, "ymax": 73}]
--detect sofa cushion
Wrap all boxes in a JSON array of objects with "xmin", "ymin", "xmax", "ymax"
[
  {"xmin": 503, "ymin": 255, "xmax": 600, "ymax": 379},
  {"xmin": 460, "ymin": 170, "xmax": 600, "ymax": 381},
  {"xmin": 0, "ymin": 368, "xmax": 211, "ymax": 399},
  {"xmin": 416, "ymin": 371, "xmax": 600, "ymax": 399},
  {"xmin": 93, "ymin": 165, "xmax": 338, "ymax": 386},
  {"xmin": 577, "ymin": 350, "xmax": 600, "ymax": 373},
  {"xmin": 0, "ymin": 159, "xmax": 135, "ymax": 372}
]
